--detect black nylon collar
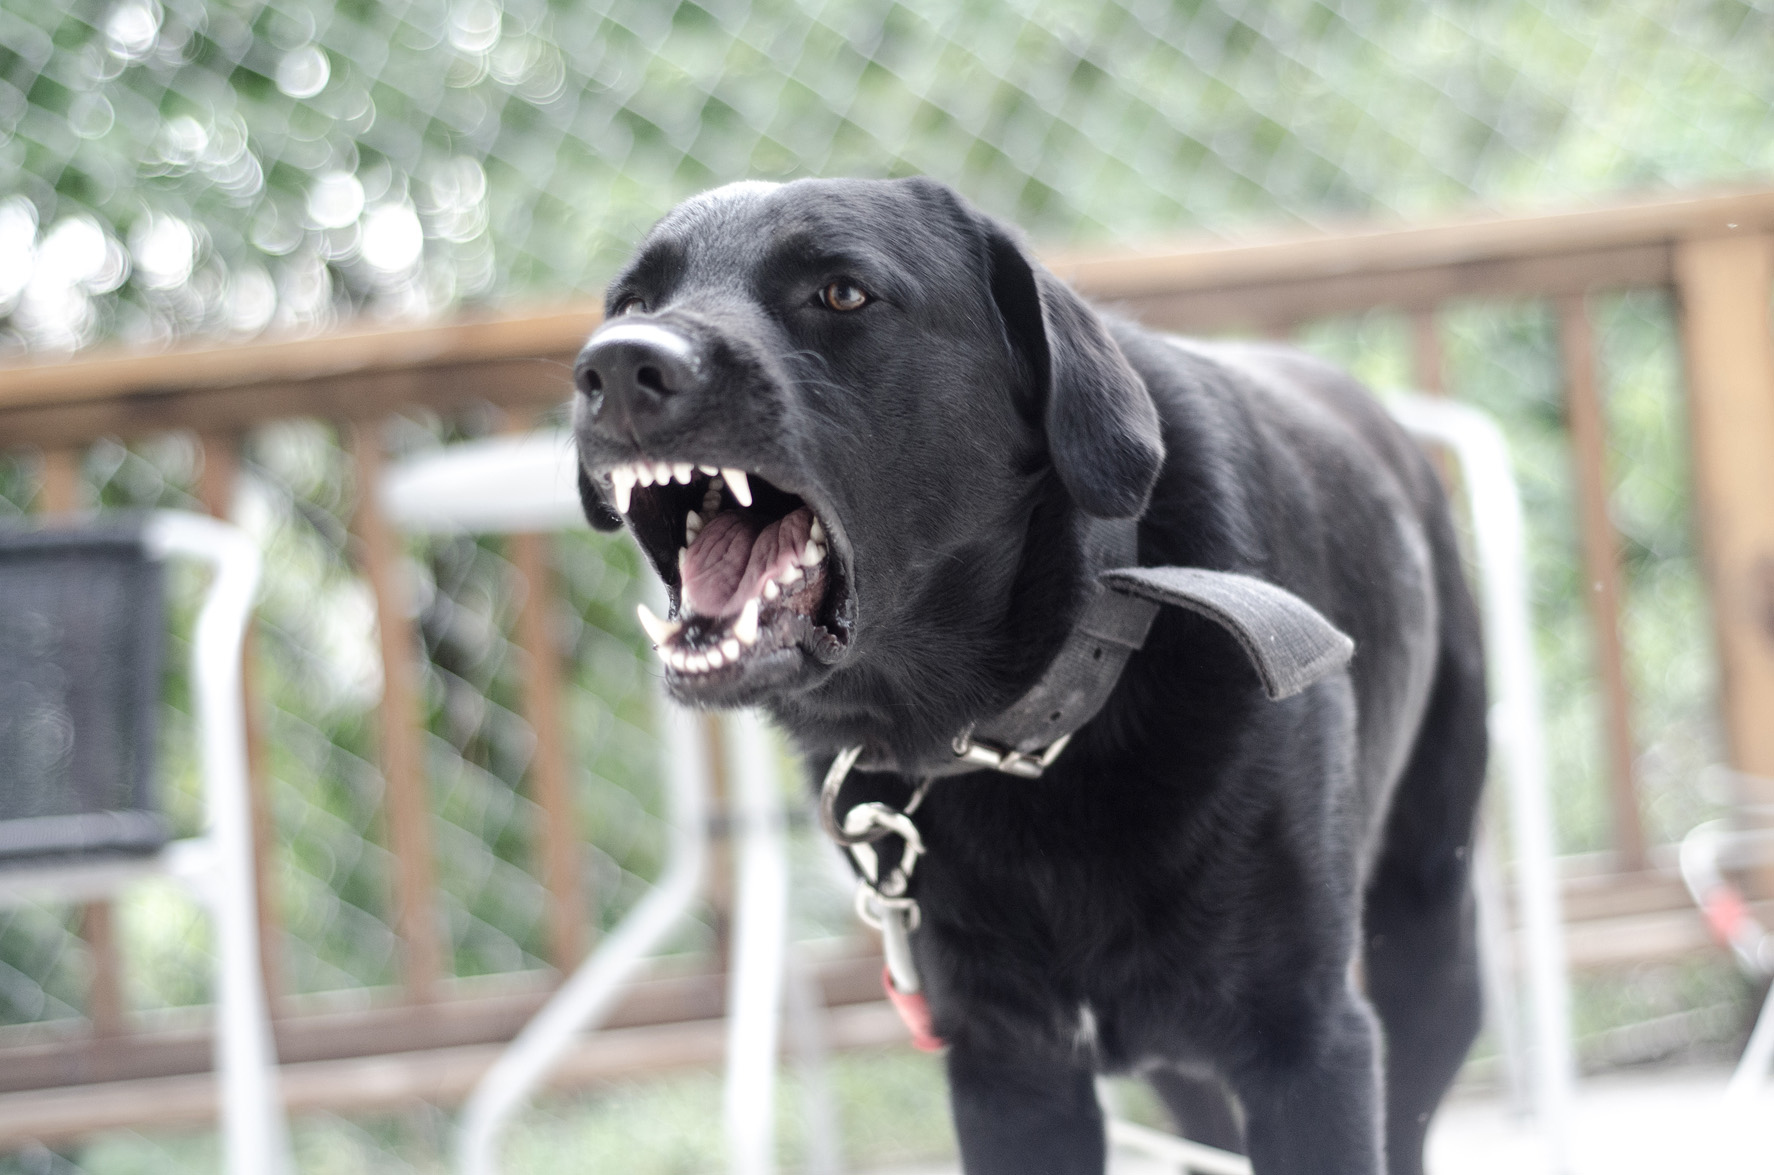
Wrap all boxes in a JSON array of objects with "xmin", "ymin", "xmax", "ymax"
[{"xmin": 852, "ymin": 519, "xmax": 1355, "ymax": 781}]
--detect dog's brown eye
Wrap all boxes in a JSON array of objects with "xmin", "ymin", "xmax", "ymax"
[
  {"xmin": 820, "ymin": 280, "xmax": 869, "ymax": 312},
  {"xmin": 610, "ymin": 296, "xmax": 646, "ymax": 317}
]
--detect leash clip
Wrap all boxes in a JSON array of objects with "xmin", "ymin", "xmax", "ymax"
[{"xmin": 855, "ymin": 885, "xmax": 922, "ymax": 993}]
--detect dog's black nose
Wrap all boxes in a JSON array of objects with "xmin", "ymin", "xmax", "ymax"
[{"xmin": 575, "ymin": 322, "xmax": 704, "ymax": 427}]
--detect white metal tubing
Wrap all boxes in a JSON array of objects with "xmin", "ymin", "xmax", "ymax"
[
  {"xmin": 724, "ymin": 709, "xmax": 791, "ymax": 1175},
  {"xmin": 456, "ymin": 692, "xmax": 711, "ymax": 1175},
  {"xmin": 143, "ymin": 511, "xmax": 293, "ymax": 1175},
  {"xmin": 378, "ymin": 430, "xmax": 585, "ymax": 534},
  {"xmin": 1729, "ymin": 978, "xmax": 1774, "ymax": 1100},
  {"xmin": 1470, "ymin": 823, "xmax": 1530, "ymax": 1114},
  {"xmin": 782, "ymin": 946, "xmax": 844, "ymax": 1175},
  {"xmin": 1388, "ymin": 395, "xmax": 1577, "ymax": 1172}
]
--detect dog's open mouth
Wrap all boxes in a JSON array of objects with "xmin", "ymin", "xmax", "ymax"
[{"xmin": 601, "ymin": 461, "xmax": 852, "ymax": 679}]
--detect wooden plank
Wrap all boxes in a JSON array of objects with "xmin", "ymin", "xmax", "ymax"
[
  {"xmin": 2, "ymin": 188, "xmax": 1767, "ymax": 428},
  {"xmin": 1674, "ymin": 233, "xmax": 1774, "ymax": 890},
  {"xmin": 0, "ymin": 948, "xmax": 888, "ymax": 1093},
  {"xmin": 1104, "ymin": 243, "xmax": 1672, "ymax": 333},
  {"xmin": 0, "ymin": 1002, "xmax": 911, "ymax": 1147},
  {"xmin": 1559, "ymin": 295, "xmax": 1648, "ymax": 872},
  {"xmin": 509, "ymin": 528, "xmax": 588, "ymax": 971},
  {"xmin": 1050, "ymin": 185, "xmax": 1774, "ymax": 299},
  {"xmin": 350, "ymin": 424, "xmax": 443, "ymax": 1001},
  {"xmin": 1555, "ymin": 908, "xmax": 1714, "ymax": 971},
  {"xmin": 196, "ymin": 435, "xmax": 285, "ymax": 1015},
  {"xmin": 0, "ymin": 358, "xmax": 574, "ymax": 451},
  {"xmin": 0, "ymin": 307, "xmax": 601, "ymax": 412}
]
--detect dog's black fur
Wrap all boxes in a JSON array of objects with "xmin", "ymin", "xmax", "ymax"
[{"xmin": 572, "ymin": 177, "xmax": 1488, "ymax": 1175}]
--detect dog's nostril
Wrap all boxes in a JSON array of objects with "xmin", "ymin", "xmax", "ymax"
[
  {"xmin": 578, "ymin": 369, "xmax": 604, "ymax": 395},
  {"xmin": 636, "ymin": 364, "xmax": 669, "ymax": 395}
]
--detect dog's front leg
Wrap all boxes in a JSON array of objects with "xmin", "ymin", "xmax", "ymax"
[
  {"xmin": 1233, "ymin": 990, "xmax": 1385, "ymax": 1175},
  {"xmin": 946, "ymin": 1043, "xmax": 1106, "ymax": 1175}
]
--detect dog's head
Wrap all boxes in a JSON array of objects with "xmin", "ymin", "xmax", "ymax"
[{"xmin": 573, "ymin": 177, "xmax": 1163, "ymax": 754}]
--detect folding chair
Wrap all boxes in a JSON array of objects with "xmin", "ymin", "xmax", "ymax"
[{"xmin": 0, "ymin": 511, "xmax": 292, "ymax": 1175}]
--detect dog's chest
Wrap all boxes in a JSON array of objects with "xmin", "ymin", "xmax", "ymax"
[{"xmin": 914, "ymin": 787, "xmax": 1258, "ymax": 1061}]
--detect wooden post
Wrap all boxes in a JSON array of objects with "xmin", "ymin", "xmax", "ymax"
[
  {"xmin": 702, "ymin": 715, "xmax": 734, "ymax": 963},
  {"xmin": 37, "ymin": 449, "xmax": 82, "ymax": 516},
  {"xmin": 36, "ymin": 449, "xmax": 127, "ymax": 1042},
  {"xmin": 509, "ymin": 530, "xmax": 589, "ymax": 971},
  {"xmin": 1410, "ymin": 309, "xmax": 1445, "ymax": 396},
  {"xmin": 197, "ymin": 435, "xmax": 285, "ymax": 1013},
  {"xmin": 1558, "ymin": 295, "xmax": 1647, "ymax": 871},
  {"xmin": 350, "ymin": 423, "xmax": 442, "ymax": 1001},
  {"xmin": 1675, "ymin": 233, "xmax": 1774, "ymax": 893}
]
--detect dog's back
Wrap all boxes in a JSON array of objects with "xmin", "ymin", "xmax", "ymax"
[{"xmin": 1107, "ymin": 326, "xmax": 1491, "ymax": 1173}]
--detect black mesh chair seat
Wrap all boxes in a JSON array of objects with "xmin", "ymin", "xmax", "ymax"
[{"xmin": 0, "ymin": 519, "xmax": 169, "ymax": 866}]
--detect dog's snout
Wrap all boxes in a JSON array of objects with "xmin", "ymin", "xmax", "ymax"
[{"xmin": 575, "ymin": 322, "xmax": 704, "ymax": 418}]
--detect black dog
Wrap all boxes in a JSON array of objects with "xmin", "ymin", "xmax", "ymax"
[{"xmin": 571, "ymin": 177, "xmax": 1487, "ymax": 1175}]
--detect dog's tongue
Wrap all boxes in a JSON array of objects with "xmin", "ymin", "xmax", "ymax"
[{"xmin": 682, "ymin": 506, "xmax": 814, "ymax": 617}]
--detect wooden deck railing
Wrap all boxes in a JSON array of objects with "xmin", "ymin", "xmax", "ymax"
[{"xmin": 2, "ymin": 184, "xmax": 1772, "ymax": 1134}]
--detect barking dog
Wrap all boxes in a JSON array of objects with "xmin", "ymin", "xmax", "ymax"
[{"xmin": 572, "ymin": 177, "xmax": 1488, "ymax": 1175}]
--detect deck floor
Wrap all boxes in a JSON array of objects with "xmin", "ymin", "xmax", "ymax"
[{"xmin": 859, "ymin": 1063, "xmax": 1773, "ymax": 1175}]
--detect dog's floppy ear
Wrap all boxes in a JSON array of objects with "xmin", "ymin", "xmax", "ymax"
[
  {"xmin": 982, "ymin": 220, "xmax": 1164, "ymax": 519},
  {"xmin": 1103, "ymin": 566, "xmax": 1355, "ymax": 699},
  {"xmin": 578, "ymin": 466, "xmax": 625, "ymax": 532}
]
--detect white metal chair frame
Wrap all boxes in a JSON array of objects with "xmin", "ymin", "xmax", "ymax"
[
  {"xmin": 378, "ymin": 444, "xmax": 799, "ymax": 1175},
  {"xmin": 0, "ymin": 510, "xmax": 292, "ymax": 1175}
]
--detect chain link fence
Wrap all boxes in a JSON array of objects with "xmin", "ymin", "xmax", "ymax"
[
  {"xmin": 2, "ymin": 0, "xmax": 1771, "ymax": 1169},
  {"xmin": 3, "ymin": 0, "xmax": 1771, "ymax": 353}
]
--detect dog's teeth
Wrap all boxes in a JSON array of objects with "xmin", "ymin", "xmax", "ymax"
[
  {"xmin": 636, "ymin": 463, "xmax": 655, "ymax": 487},
  {"xmin": 723, "ymin": 469, "xmax": 752, "ymax": 507},
  {"xmin": 685, "ymin": 510, "xmax": 703, "ymax": 543},
  {"xmin": 699, "ymin": 464, "xmax": 718, "ymax": 475},
  {"xmin": 671, "ymin": 462, "xmax": 691, "ymax": 484},
  {"xmin": 667, "ymin": 649, "xmax": 688, "ymax": 670},
  {"xmin": 801, "ymin": 541, "xmax": 825, "ymax": 568},
  {"xmin": 688, "ymin": 652, "xmax": 708, "ymax": 672},
  {"xmin": 779, "ymin": 564, "xmax": 802, "ymax": 586},
  {"xmin": 763, "ymin": 580, "xmax": 780, "ymax": 601},
  {"xmin": 654, "ymin": 461, "xmax": 673, "ymax": 484},
  {"xmin": 610, "ymin": 467, "xmax": 636, "ymax": 513},
  {"xmin": 734, "ymin": 598, "xmax": 759, "ymax": 645},
  {"xmin": 706, "ymin": 646, "xmax": 726, "ymax": 668},
  {"xmin": 678, "ymin": 547, "xmax": 688, "ymax": 576},
  {"xmin": 810, "ymin": 517, "xmax": 825, "ymax": 543},
  {"xmin": 721, "ymin": 637, "xmax": 740, "ymax": 660},
  {"xmin": 636, "ymin": 603, "xmax": 681, "ymax": 647}
]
